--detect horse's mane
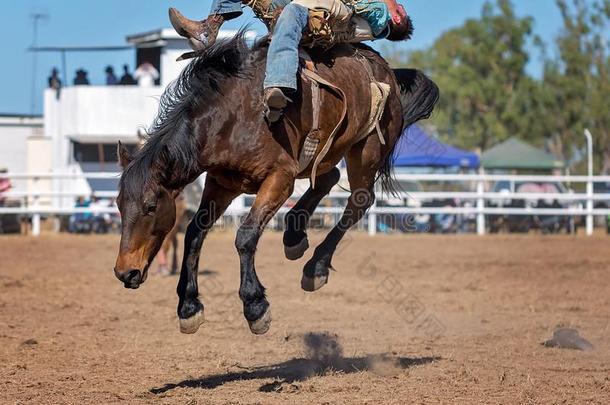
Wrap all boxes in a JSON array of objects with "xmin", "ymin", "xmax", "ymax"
[{"xmin": 120, "ymin": 32, "xmax": 251, "ymax": 197}]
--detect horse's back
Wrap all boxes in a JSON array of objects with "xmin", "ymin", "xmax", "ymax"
[{"xmin": 220, "ymin": 40, "xmax": 404, "ymax": 182}]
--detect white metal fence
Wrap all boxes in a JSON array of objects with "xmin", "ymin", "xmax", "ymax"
[{"xmin": 1, "ymin": 172, "xmax": 610, "ymax": 236}]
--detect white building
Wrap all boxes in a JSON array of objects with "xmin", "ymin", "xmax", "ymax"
[
  {"xmin": 0, "ymin": 114, "xmax": 44, "ymax": 176},
  {"xmin": 0, "ymin": 114, "xmax": 48, "ymax": 205},
  {"xmin": 38, "ymin": 28, "xmax": 256, "ymax": 208}
]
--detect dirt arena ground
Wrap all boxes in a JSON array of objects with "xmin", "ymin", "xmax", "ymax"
[{"xmin": 1, "ymin": 231, "xmax": 609, "ymax": 404}]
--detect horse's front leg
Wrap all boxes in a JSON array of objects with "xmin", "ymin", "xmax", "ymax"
[
  {"xmin": 236, "ymin": 171, "xmax": 294, "ymax": 334},
  {"xmin": 283, "ymin": 167, "xmax": 340, "ymax": 260},
  {"xmin": 177, "ymin": 177, "xmax": 240, "ymax": 334}
]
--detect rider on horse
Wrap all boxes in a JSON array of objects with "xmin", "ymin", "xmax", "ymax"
[{"xmin": 169, "ymin": 0, "xmax": 412, "ymax": 122}]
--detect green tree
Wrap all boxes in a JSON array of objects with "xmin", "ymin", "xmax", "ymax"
[
  {"xmin": 541, "ymin": 0, "xmax": 610, "ymax": 173},
  {"xmin": 391, "ymin": 0, "xmax": 539, "ymax": 150},
  {"xmin": 385, "ymin": 0, "xmax": 610, "ymax": 173}
]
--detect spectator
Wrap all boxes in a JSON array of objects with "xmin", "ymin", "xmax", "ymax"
[
  {"xmin": 89, "ymin": 196, "xmax": 113, "ymax": 233},
  {"xmin": 69, "ymin": 196, "xmax": 92, "ymax": 233},
  {"xmin": 105, "ymin": 66, "xmax": 118, "ymax": 85},
  {"xmin": 0, "ymin": 168, "xmax": 11, "ymax": 206},
  {"xmin": 134, "ymin": 62, "xmax": 159, "ymax": 87},
  {"xmin": 48, "ymin": 67, "xmax": 62, "ymax": 99},
  {"xmin": 119, "ymin": 64, "xmax": 136, "ymax": 85},
  {"xmin": 73, "ymin": 69, "xmax": 90, "ymax": 86}
]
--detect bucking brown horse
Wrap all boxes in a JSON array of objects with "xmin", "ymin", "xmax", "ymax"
[{"xmin": 114, "ymin": 34, "xmax": 438, "ymax": 335}]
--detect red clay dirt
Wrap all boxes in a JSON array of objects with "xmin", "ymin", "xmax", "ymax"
[{"xmin": 1, "ymin": 231, "xmax": 609, "ymax": 404}]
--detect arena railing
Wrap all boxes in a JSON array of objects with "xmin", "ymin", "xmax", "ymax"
[{"xmin": 1, "ymin": 172, "xmax": 609, "ymax": 236}]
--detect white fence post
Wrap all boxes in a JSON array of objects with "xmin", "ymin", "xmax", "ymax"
[
  {"xmin": 368, "ymin": 198, "xmax": 377, "ymax": 236},
  {"xmin": 586, "ymin": 179, "xmax": 594, "ymax": 236},
  {"xmin": 585, "ymin": 129, "xmax": 594, "ymax": 236},
  {"xmin": 32, "ymin": 214, "xmax": 41, "ymax": 236},
  {"xmin": 476, "ymin": 175, "xmax": 485, "ymax": 236},
  {"xmin": 32, "ymin": 191, "xmax": 41, "ymax": 237}
]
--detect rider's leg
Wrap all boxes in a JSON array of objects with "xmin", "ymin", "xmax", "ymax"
[
  {"xmin": 168, "ymin": 0, "xmax": 243, "ymax": 50},
  {"xmin": 263, "ymin": 3, "xmax": 309, "ymax": 122}
]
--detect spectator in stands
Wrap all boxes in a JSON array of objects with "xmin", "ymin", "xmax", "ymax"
[
  {"xmin": 134, "ymin": 62, "xmax": 159, "ymax": 87},
  {"xmin": 48, "ymin": 67, "xmax": 62, "ymax": 99},
  {"xmin": 89, "ymin": 196, "xmax": 113, "ymax": 233},
  {"xmin": 0, "ymin": 168, "xmax": 11, "ymax": 206},
  {"xmin": 73, "ymin": 69, "xmax": 90, "ymax": 86},
  {"xmin": 69, "ymin": 196, "xmax": 92, "ymax": 233},
  {"xmin": 105, "ymin": 66, "xmax": 118, "ymax": 85},
  {"xmin": 119, "ymin": 64, "xmax": 136, "ymax": 85}
]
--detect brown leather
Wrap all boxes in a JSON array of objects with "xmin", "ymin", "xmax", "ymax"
[
  {"xmin": 264, "ymin": 88, "xmax": 289, "ymax": 109},
  {"xmin": 268, "ymin": 7, "xmax": 285, "ymax": 32},
  {"xmin": 300, "ymin": 67, "xmax": 348, "ymax": 187},
  {"xmin": 263, "ymin": 88, "xmax": 292, "ymax": 123},
  {"xmin": 168, "ymin": 8, "xmax": 225, "ymax": 51},
  {"xmin": 244, "ymin": 0, "xmax": 276, "ymax": 26}
]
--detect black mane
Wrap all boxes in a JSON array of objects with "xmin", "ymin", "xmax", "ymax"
[{"xmin": 120, "ymin": 32, "xmax": 251, "ymax": 197}]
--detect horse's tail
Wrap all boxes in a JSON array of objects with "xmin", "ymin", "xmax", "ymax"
[{"xmin": 378, "ymin": 69, "xmax": 440, "ymax": 195}]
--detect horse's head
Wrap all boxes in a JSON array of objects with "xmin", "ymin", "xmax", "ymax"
[{"xmin": 113, "ymin": 142, "xmax": 179, "ymax": 289}]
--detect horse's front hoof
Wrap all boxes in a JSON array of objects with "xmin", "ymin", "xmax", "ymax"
[
  {"xmin": 247, "ymin": 307, "xmax": 272, "ymax": 335},
  {"xmin": 301, "ymin": 274, "xmax": 329, "ymax": 292},
  {"xmin": 179, "ymin": 309, "xmax": 205, "ymax": 334},
  {"xmin": 284, "ymin": 237, "xmax": 309, "ymax": 261}
]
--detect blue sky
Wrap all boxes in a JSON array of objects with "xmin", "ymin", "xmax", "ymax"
[{"xmin": 1, "ymin": 0, "xmax": 562, "ymax": 115}]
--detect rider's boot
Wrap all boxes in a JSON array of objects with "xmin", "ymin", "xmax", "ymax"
[
  {"xmin": 169, "ymin": 8, "xmax": 225, "ymax": 51},
  {"xmin": 263, "ymin": 87, "xmax": 292, "ymax": 123}
]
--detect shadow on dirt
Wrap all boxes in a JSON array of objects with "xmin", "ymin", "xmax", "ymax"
[{"xmin": 150, "ymin": 332, "xmax": 441, "ymax": 394}]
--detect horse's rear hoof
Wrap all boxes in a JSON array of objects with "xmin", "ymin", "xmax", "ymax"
[
  {"xmin": 179, "ymin": 309, "xmax": 205, "ymax": 334},
  {"xmin": 301, "ymin": 274, "xmax": 328, "ymax": 292},
  {"xmin": 284, "ymin": 237, "xmax": 309, "ymax": 261},
  {"xmin": 248, "ymin": 307, "xmax": 272, "ymax": 335}
]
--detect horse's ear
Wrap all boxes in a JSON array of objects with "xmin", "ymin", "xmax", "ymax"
[
  {"xmin": 170, "ymin": 188, "xmax": 184, "ymax": 199},
  {"xmin": 117, "ymin": 141, "xmax": 132, "ymax": 169}
]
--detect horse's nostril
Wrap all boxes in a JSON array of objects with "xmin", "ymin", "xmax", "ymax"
[
  {"xmin": 115, "ymin": 268, "xmax": 142, "ymax": 288},
  {"xmin": 125, "ymin": 269, "xmax": 141, "ymax": 285}
]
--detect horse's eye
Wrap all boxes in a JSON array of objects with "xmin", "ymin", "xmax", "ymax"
[{"xmin": 144, "ymin": 203, "xmax": 157, "ymax": 215}]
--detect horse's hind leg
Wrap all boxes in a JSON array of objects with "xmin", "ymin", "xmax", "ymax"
[
  {"xmin": 283, "ymin": 167, "xmax": 340, "ymax": 260},
  {"xmin": 157, "ymin": 239, "xmax": 171, "ymax": 274},
  {"xmin": 177, "ymin": 177, "xmax": 240, "ymax": 334},
  {"xmin": 171, "ymin": 197, "xmax": 187, "ymax": 275},
  {"xmin": 170, "ymin": 235, "xmax": 178, "ymax": 275},
  {"xmin": 236, "ymin": 171, "xmax": 294, "ymax": 334},
  {"xmin": 301, "ymin": 143, "xmax": 378, "ymax": 292}
]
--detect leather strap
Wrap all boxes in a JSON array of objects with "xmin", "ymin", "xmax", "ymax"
[
  {"xmin": 356, "ymin": 54, "xmax": 388, "ymax": 145},
  {"xmin": 300, "ymin": 68, "xmax": 348, "ymax": 188},
  {"xmin": 298, "ymin": 78, "xmax": 321, "ymax": 174}
]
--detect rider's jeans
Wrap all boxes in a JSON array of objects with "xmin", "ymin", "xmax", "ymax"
[
  {"xmin": 210, "ymin": 0, "xmax": 243, "ymax": 17},
  {"xmin": 209, "ymin": 0, "xmax": 293, "ymax": 17},
  {"xmin": 263, "ymin": 3, "xmax": 309, "ymax": 90}
]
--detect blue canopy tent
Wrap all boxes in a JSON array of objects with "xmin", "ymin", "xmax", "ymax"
[{"xmin": 393, "ymin": 126, "xmax": 480, "ymax": 169}]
